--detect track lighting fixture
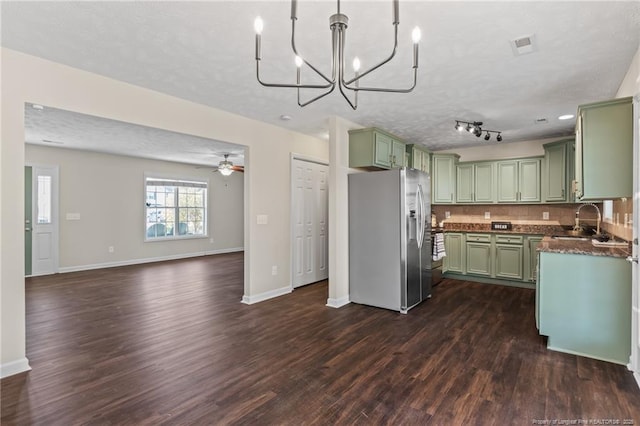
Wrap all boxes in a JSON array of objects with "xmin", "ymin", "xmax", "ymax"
[{"xmin": 454, "ymin": 120, "xmax": 503, "ymax": 142}]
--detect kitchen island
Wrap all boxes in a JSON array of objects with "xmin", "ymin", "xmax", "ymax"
[{"xmin": 537, "ymin": 236, "xmax": 631, "ymax": 364}]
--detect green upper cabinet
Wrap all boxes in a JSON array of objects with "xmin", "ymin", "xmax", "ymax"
[
  {"xmin": 456, "ymin": 162, "xmax": 495, "ymax": 203},
  {"xmin": 543, "ymin": 139, "xmax": 575, "ymax": 203},
  {"xmin": 432, "ymin": 154, "xmax": 459, "ymax": 204},
  {"xmin": 406, "ymin": 144, "xmax": 430, "ymax": 173},
  {"xmin": 497, "ymin": 158, "xmax": 541, "ymax": 203},
  {"xmin": 574, "ymin": 97, "xmax": 633, "ymax": 200},
  {"xmin": 349, "ymin": 127, "xmax": 406, "ymax": 169}
]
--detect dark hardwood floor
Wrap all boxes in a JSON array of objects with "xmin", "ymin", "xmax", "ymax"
[{"xmin": 3, "ymin": 252, "xmax": 640, "ymax": 425}]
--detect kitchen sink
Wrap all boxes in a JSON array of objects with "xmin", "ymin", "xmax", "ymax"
[{"xmin": 551, "ymin": 236, "xmax": 590, "ymax": 241}]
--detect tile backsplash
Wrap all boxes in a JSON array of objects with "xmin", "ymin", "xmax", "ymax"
[
  {"xmin": 601, "ymin": 198, "xmax": 633, "ymax": 241},
  {"xmin": 433, "ymin": 201, "xmax": 632, "ymax": 241}
]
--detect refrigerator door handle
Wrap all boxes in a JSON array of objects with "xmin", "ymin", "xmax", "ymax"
[{"xmin": 416, "ymin": 184, "xmax": 425, "ymax": 249}]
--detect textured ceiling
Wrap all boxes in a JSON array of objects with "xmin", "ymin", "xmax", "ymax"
[{"xmin": 3, "ymin": 1, "xmax": 640, "ymax": 162}]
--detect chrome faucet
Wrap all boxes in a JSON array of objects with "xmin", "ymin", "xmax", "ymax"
[{"xmin": 575, "ymin": 203, "xmax": 601, "ymax": 235}]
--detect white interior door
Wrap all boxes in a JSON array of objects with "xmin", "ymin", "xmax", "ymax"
[
  {"xmin": 291, "ymin": 157, "xmax": 328, "ymax": 288},
  {"xmin": 31, "ymin": 165, "xmax": 59, "ymax": 276}
]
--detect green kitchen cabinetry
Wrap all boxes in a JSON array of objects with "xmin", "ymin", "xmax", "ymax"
[
  {"xmin": 443, "ymin": 232, "xmax": 465, "ymax": 273},
  {"xmin": 574, "ymin": 97, "xmax": 633, "ymax": 200},
  {"xmin": 494, "ymin": 234, "xmax": 524, "ymax": 280},
  {"xmin": 466, "ymin": 234, "xmax": 492, "ymax": 277},
  {"xmin": 524, "ymin": 236, "xmax": 543, "ymax": 282},
  {"xmin": 406, "ymin": 144, "xmax": 430, "ymax": 173},
  {"xmin": 537, "ymin": 251, "xmax": 631, "ymax": 364},
  {"xmin": 543, "ymin": 140, "xmax": 575, "ymax": 203},
  {"xmin": 431, "ymin": 154, "xmax": 459, "ymax": 204},
  {"xmin": 496, "ymin": 158, "xmax": 541, "ymax": 203},
  {"xmin": 456, "ymin": 161, "xmax": 495, "ymax": 203},
  {"xmin": 443, "ymin": 232, "xmax": 538, "ymax": 288},
  {"xmin": 349, "ymin": 127, "xmax": 406, "ymax": 169}
]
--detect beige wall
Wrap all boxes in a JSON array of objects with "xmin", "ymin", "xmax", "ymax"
[
  {"xmin": 26, "ymin": 145, "xmax": 244, "ymax": 270},
  {"xmin": 1, "ymin": 48, "xmax": 328, "ymax": 376},
  {"xmin": 435, "ymin": 136, "xmax": 570, "ymax": 162}
]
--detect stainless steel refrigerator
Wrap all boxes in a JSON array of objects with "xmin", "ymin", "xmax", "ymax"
[{"xmin": 348, "ymin": 168, "xmax": 432, "ymax": 313}]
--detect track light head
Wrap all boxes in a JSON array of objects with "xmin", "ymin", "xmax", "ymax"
[
  {"xmin": 484, "ymin": 132, "xmax": 491, "ymax": 141},
  {"xmin": 475, "ymin": 127, "xmax": 482, "ymax": 137},
  {"xmin": 455, "ymin": 121, "xmax": 464, "ymax": 132},
  {"xmin": 466, "ymin": 123, "xmax": 474, "ymax": 133},
  {"xmin": 496, "ymin": 133, "xmax": 503, "ymax": 142}
]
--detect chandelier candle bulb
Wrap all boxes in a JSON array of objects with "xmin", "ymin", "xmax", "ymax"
[
  {"xmin": 393, "ymin": 0, "xmax": 399, "ymax": 24},
  {"xmin": 254, "ymin": 17, "xmax": 263, "ymax": 60}
]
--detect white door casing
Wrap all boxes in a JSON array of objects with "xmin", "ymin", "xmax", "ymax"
[
  {"xmin": 631, "ymin": 95, "xmax": 640, "ymax": 383},
  {"xmin": 30, "ymin": 165, "xmax": 59, "ymax": 276},
  {"xmin": 291, "ymin": 156, "xmax": 329, "ymax": 288}
]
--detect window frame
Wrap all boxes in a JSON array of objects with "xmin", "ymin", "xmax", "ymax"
[{"xmin": 144, "ymin": 173, "xmax": 209, "ymax": 242}]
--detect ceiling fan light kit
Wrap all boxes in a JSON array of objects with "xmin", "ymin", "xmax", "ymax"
[
  {"xmin": 454, "ymin": 120, "xmax": 502, "ymax": 142},
  {"xmin": 254, "ymin": 0, "xmax": 421, "ymax": 110}
]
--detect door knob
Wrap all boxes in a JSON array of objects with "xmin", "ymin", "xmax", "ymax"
[{"xmin": 626, "ymin": 256, "xmax": 638, "ymax": 264}]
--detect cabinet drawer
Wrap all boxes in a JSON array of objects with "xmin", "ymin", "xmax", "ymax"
[
  {"xmin": 466, "ymin": 234, "xmax": 491, "ymax": 243},
  {"xmin": 495, "ymin": 235, "xmax": 524, "ymax": 244}
]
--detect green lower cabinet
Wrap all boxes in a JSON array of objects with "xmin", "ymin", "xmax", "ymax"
[
  {"xmin": 466, "ymin": 242, "xmax": 492, "ymax": 276},
  {"xmin": 525, "ymin": 236, "xmax": 543, "ymax": 282},
  {"xmin": 495, "ymin": 244, "xmax": 523, "ymax": 280},
  {"xmin": 443, "ymin": 233, "xmax": 465, "ymax": 273},
  {"xmin": 538, "ymin": 252, "xmax": 631, "ymax": 364},
  {"xmin": 444, "ymin": 232, "xmax": 540, "ymax": 287}
]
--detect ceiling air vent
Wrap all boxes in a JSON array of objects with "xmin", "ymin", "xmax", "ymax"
[
  {"xmin": 535, "ymin": 118, "xmax": 548, "ymax": 125},
  {"xmin": 510, "ymin": 34, "xmax": 537, "ymax": 56}
]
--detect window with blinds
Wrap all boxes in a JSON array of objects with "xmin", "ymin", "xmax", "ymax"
[{"xmin": 145, "ymin": 176, "xmax": 207, "ymax": 240}]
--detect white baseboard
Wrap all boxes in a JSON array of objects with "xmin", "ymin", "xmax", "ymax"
[
  {"xmin": 241, "ymin": 286, "xmax": 292, "ymax": 305},
  {"xmin": 57, "ymin": 247, "xmax": 244, "ymax": 274},
  {"xmin": 1, "ymin": 357, "xmax": 31, "ymax": 379},
  {"xmin": 326, "ymin": 295, "xmax": 350, "ymax": 308}
]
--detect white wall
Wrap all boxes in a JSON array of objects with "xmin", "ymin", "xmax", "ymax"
[
  {"xmin": 617, "ymin": 44, "xmax": 640, "ymax": 97},
  {"xmin": 26, "ymin": 145, "xmax": 243, "ymax": 271},
  {"xmin": 1, "ymin": 48, "xmax": 328, "ymax": 377}
]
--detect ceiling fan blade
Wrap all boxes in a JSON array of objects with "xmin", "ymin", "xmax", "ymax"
[{"xmin": 231, "ymin": 165, "xmax": 244, "ymax": 172}]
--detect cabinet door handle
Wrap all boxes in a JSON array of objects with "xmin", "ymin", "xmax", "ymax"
[{"xmin": 561, "ymin": 188, "xmax": 565, "ymax": 198}]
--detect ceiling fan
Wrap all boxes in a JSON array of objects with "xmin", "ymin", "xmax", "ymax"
[{"xmin": 198, "ymin": 154, "xmax": 244, "ymax": 176}]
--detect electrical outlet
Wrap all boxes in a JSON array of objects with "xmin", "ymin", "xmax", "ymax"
[
  {"xmin": 542, "ymin": 211, "xmax": 549, "ymax": 220},
  {"xmin": 271, "ymin": 265, "xmax": 278, "ymax": 276},
  {"xmin": 484, "ymin": 212, "xmax": 490, "ymax": 219},
  {"xmin": 108, "ymin": 246, "xmax": 114, "ymax": 253},
  {"xmin": 445, "ymin": 211, "xmax": 451, "ymax": 219}
]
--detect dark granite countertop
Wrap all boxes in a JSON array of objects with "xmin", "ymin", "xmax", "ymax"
[
  {"xmin": 537, "ymin": 236, "xmax": 630, "ymax": 258},
  {"xmin": 441, "ymin": 218, "xmax": 631, "ymax": 258}
]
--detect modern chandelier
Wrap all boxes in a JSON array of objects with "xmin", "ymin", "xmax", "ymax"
[
  {"xmin": 254, "ymin": 0, "xmax": 421, "ymax": 110},
  {"xmin": 455, "ymin": 120, "xmax": 503, "ymax": 142}
]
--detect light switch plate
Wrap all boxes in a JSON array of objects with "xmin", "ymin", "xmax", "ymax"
[
  {"xmin": 484, "ymin": 212, "xmax": 490, "ymax": 219},
  {"xmin": 445, "ymin": 211, "xmax": 450, "ymax": 219},
  {"xmin": 542, "ymin": 211, "xmax": 549, "ymax": 220},
  {"xmin": 257, "ymin": 214, "xmax": 268, "ymax": 225},
  {"xmin": 66, "ymin": 213, "xmax": 81, "ymax": 220}
]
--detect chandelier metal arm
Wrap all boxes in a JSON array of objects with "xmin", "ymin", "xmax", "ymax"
[
  {"xmin": 336, "ymin": 27, "xmax": 358, "ymax": 110},
  {"xmin": 344, "ymin": 68, "xmax": 417, "ymax": 93},
  {"xmin": 343, "ymin": 24, "xmax": 399, "ymax": 86},
  {"xmin": 290, "ymin": 19, "xmax": 334, "ymax": 86},
  {"xmin": 256, "ymin": 60, "xmax": 333, "ymax": 89},
  {"xmin": 297, "ymin": 84, "xmax": 336, "ymax": 107}
]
